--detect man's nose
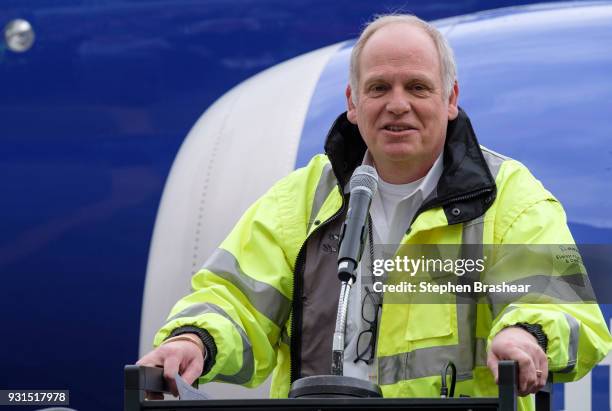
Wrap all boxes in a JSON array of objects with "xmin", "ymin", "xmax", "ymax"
[{"xmin": 385, "ymin": 89, "xmax": 411, "ymax": 115}]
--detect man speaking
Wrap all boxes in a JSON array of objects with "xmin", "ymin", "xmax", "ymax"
[{"xmin": 137, "ymin": 14, "xmax": 612, "ymax": 410}]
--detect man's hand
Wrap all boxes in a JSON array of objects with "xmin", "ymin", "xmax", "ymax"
[
  {"xmin": 136, "ymin": 334, "xmax": 205, "ymax": 399},
  {"xmin": 487, "ymin": 326, "xmax": 548, "ymax": 396}
]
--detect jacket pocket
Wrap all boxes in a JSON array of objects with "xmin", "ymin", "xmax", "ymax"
[{"xmin": 404, "ymin": 304, "xmax": 456, "ymax": 341}]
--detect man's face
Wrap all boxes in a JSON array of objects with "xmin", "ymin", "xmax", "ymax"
[{"xmin": 347, "ymin": 23, "xmax": 459, "ymax": 176}]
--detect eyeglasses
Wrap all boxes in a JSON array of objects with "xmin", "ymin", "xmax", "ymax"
[{"xmin": 354, "ymin": 286, "xmax": 381, "ymax": 365}]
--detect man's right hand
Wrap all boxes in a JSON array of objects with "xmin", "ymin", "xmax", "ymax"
[{"xmin": 136, "ymin": 333, "xmax": 206, "ymax": 399}]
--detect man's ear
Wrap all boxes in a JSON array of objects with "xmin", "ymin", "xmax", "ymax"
[
  {"xmin": 346, "ymin": 85, "xmax": 358, "ymax": 124},
  {"xmin": 447, "ymin": 81, "xmax": 459, "ymax": 120}
]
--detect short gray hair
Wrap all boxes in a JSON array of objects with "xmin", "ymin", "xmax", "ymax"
[{"xmin": 349, "ymin": 14, "xmax": 457, "ymax": 103}]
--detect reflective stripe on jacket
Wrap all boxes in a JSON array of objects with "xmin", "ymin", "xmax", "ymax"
[{"xmin": 154, "ymin": 109, "xmax": 612, "ymax": 410}]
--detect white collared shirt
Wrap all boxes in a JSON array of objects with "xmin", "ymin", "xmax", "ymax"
[
  {"xmin": 369, "ymin": 151, "xmax": 443, "ymax": 245},
  {"xmin": 343, "ymin": 150, "xmax": 443, "ymax": 382}
]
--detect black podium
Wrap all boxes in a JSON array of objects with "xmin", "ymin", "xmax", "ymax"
[{"xmin": 124, "ymin": 362, "xmax": 552, "ymax": 411}]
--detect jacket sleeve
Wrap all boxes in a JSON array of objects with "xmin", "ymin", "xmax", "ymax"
[
  {"xmin": 152, "ymin": 174, "xmax": 302, "ymax": 387},
  {"xmin": 486, "ymin": 163, "xmax": 612, "ymax": 382}
]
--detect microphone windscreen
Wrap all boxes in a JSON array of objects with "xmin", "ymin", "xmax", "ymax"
[{"xmin": 349, "ymin": 165, "xmax": 378, "ymax": 194}]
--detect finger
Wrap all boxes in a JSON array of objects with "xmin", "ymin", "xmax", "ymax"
[
  {"xmin": 540, "ymin": 354, "xmax": 549, "ymax": 387},
  {"xmin": 533, "ymin": 350, "xmax": 549, "ymax": 392},
  {"xmin": 137, "ymin": 351, "xmax": 162, "ymax": 368},
  {"xmin": 163, "ymin": 355, "xmax": 181, "ymax": 397},
  {"xmin": 515, "ymin": 352, "xmax": 537, "ymax": 396},
  {"xmin": 137, "ymin": 351, "xmax": 166, "ymax": 400},
  {"xmin": 181, "ymin": 357, "xmax": 204, "ymax": 386},
  {"xmin": 486, "ymin": 350, "xmax": 499, "ymax": 384},
  {"xmin": 521, "ymin": 343, "xmax": 547, "ymax": 394}
]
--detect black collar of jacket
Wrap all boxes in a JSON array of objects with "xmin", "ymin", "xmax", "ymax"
[{"xmin": 323, "ymin": 108, "xmax": 497, "ymax": 225}]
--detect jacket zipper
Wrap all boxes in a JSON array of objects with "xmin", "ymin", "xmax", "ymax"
[
  {"xmin": 446, "ymin": 187, "xmax": 494, "ymax": 205},
  {"xmin": 289, "ymin": 189, "xmax": 347, "ymax": 384}
]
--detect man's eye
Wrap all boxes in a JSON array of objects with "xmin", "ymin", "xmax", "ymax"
[
  {"xmin": 370, "ymin": 84, "xmax": 387, "ymax": 93},
  {"xmin": 410, "ymin": 84, "xmax": 432, "ymax": 95}
]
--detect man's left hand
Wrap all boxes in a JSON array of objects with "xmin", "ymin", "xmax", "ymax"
[{"xmin": 487, "ymin": 326, "xmax": 549, "ymax": 396}]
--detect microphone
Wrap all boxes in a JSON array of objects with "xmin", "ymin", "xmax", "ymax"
[
  {"xmin": 330, "ymin": 165, "xmax": 378, "ymax": 376},
  {"xmin": 337, "ymin": 165, "xmax": 379, "ymax": 282}
]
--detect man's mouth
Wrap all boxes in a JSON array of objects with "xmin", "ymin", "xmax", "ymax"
[{"xmin": 383, "ymin": 124, "xmax": 416, "ymax": 132}]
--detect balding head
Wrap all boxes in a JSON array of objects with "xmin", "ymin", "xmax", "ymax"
[{"xmin": 349, "ymin": 14, "xmax": 457, "ymax": 103}]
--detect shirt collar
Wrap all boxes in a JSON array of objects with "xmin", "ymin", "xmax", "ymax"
[{"xmin": 361, "ymin": 150, "xmax": 443, "ymax": 201}]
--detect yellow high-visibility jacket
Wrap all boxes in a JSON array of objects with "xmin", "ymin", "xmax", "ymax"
[{"xmin": 154, "ymin": 109, "xmax": 612, "ymax": 410}]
